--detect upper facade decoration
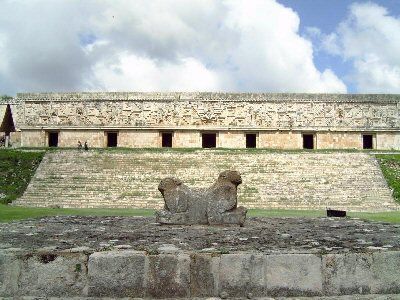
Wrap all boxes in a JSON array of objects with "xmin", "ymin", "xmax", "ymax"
[{"xmin": 16, "ymin": 92, "xmax": 400, "ymax": 130}]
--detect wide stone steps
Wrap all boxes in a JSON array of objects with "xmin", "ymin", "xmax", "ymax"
[{"xmin": 13, "ymin": 150, "xmax": 398, "ymax": 211}]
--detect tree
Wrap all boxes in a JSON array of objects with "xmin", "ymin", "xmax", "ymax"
[{"xmin": 0, "ymin": 95, "xmax": 13, "ymax": 102}]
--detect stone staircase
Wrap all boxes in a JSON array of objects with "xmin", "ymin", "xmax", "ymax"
[{"xmin": 13, "ymin": 150, "xmax": 398, "ymax": 211}]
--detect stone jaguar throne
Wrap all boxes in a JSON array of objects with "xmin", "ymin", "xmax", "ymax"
[{"xmin": 155, "ymin": 170, "xmax": 247, "ymax": 226}]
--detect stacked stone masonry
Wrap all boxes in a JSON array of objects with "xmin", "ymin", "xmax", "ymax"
[
  {"xmin": 2, "ymin": 92, "xmax": 400, "ymax": 149},
  {"xmin": 1, "ymin": 249, "xmax": 400, "ymax": 298},
  {"xmin": 13, "ymin": 150, "xmax": 398, "ymax": 211}
]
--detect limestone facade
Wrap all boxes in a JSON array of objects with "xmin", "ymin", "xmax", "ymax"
[{"xmin": 4, "ymin": 92, "xmax": 400, "ymax": 149}]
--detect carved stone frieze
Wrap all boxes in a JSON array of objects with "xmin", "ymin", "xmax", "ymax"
[{"xmin": 16, "ymin": 92, "xmax": 400, "ymax": 130}]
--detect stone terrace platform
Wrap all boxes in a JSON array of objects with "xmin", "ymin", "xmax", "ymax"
[
  {"xmin": 1, "ymin": 216, "xmax": 400, "ymax": 298},
  {"xmin": 13, "ymin": 150, "xmax": 398, "ymax": 211}
]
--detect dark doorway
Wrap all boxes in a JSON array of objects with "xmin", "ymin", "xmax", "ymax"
[
  {"xmin": 363, "ymin": 134, "xmax": 373, "ymax": 149},
  {"xmin": 202, "ymin": 133, "xmax": 216, "ymax": 148},
  {"xmin": 107, "ymin": 132, "xmax": 118, "ymax": 147},
  {"xmin": 246, "ymin": 133, "xmax": 257, "ymax": 148},
  {"xmin": 0, "ymin": 104, "xmax": 15, "ymax": 135},
  {"xmin": 161, "ymin": 132, "xmax": 173, "ymax": 148},
  {"xmin": 303, "ymin": 134, "xmax": 314, "ymax": 149},
  {"xmin": 48, "ymin": 132, "xmax": 59, "ymax": 147}
]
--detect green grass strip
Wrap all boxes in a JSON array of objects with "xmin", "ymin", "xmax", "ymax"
[
  {"xmin": 0, "ymin": 206, "xmax": 155, "ymax": 222},
  {"xmin": 376, "ymin": 154, "xmax": 400, "ymax": 203},
  {"xmin": 1, "ymin": 206, "xmax": 399, "ymax": 224}
]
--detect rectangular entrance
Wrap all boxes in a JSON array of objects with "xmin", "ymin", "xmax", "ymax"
[
  {"xmin": 202, "ymin": 133, "xmax": 216, "ymax": 148},
  {"xmin": 48, "ymin": 132, "xmax": 59, "ymax": 147},
  {"xmin": 363, "ymin": 134, "xmax": 373, "ymax": 149},
  {"xmin": 246, "ymin": 133, "xmax": 257, "ymax": 148},
  {"xmin": 302, "ymin": 134, "xmax": 314, "ymax": 149},
  {"xmin": 107, "ymin": 132, "xmax": 118, "ymax": 147},
  {"xmin": 161, "ymin": 132, "xmax": 173, "ymax": 148}
]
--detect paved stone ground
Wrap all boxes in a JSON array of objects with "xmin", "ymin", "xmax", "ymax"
[
  {"xmin": 1, "ymin": 216, "xmax": 399, "ymax": 254},
  {"xmin": 1, "ymin": 294, "xmax": 400, "ymax": 299}
]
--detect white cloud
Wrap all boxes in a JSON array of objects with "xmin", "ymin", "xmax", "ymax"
[
  {"xmin": 0, "ymin": 0, "xmax": 347, "ymax": 95},
  {"xmin": 92, "ymin": 53, "xmax": 221, "ymax": 92},
  {"xmin": 322, "ymin": 2, "xmax": 400, "ymax": 93}
]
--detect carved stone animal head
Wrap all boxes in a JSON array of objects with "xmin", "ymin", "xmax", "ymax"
[
  {"xmin": 158, "ymin": 177, "xmax": 182, "ymax": 195},
  {"xmin": 217, "ymin": 170, "xmax": 242, "ymax": 186}
]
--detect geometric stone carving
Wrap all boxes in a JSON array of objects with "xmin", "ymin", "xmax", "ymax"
[
  {"xmin": 16, "ymin": 92, "xmax": 400, "ymax": 130},
  {"xmin": 155, "ymin": 170, "xmax": 247, "ymax": 226}
]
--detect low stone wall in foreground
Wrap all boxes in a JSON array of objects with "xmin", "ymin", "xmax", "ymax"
[
  {"xmin": 1, "ymin": 248, "xmax": 400, "ymax": 298},
  {"xmin": 1, "ymin": 216, "xmax": 400, "ymax": 298}
]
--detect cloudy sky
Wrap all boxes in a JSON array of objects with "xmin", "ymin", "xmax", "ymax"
[{"xmin": 0, "ymin": 0, "xmax": 400, "ymax": 96}]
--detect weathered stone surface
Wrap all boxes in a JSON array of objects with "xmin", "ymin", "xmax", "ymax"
[
  {"xmin": 17, "ymin": 252, "xmax": 88, "ymax": 297},
  {"xmin": 1, "ymin": 246, "xmax": 400, "ymax": 298},
  {"xmin": 1, "ymin": 294, "xmax": 400, "ymax": 299},
  {"xmin": 16, "ymin": 92, "xmax": 400, "ymax": 131},
  {"xmin": 146, "ymin": 254, "xmax": 190, "ymax": 298},
  {"xmin": 155, "ymin": 170, "xmax": 247, "ymax": 225},
  {"xmin": 88, "ymin": 250, "xmax": 146, "ymax": 297},
  {"xmin": 323, "ymin": 253, "xmax": 373, "ymax": 295},
  {"xmin": 1, "ymin": 216, "xmax": 400, "ymax": 254},
  {"xmin": 218, "ymin": 253, "xmax": 266, "ymax": 298},
  {"xmin": 13, "ymin": 151, "xmax": 397, "ymax": 211},
  {"xmin": 370, "ymin": 251, "xmax": 400, "ymax": 294},
  {"xmin": 323, "ymin": 252, "xmax": 400, "ymax": 296},
  {"xmin": 266, "ymin": 254, "xmax": 323, "ymax": 297},
  {"xmin": 6, "ymin": 92, "xmax": 400, "ymax": 149},
  {"xmin": 190, "ymin": 254, "xmax": 220, "ymax": 297},
  {"xmin": 0, "ymin": 252, "xmax": 20, "ymax": 296}
]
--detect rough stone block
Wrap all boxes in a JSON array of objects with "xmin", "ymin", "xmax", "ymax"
[
  {"xmin": 146, "ymin": 253, "xmax": 190, "ymax": 298},
  {"xmin": 156, "ymin": 170, "xmax": 247, "ymax": 225},
  {"xmin": 88, "ymin": 250, "xmax": 146, "ymax": 297},
  {"xmin": 0, "ymin": 251, "xmax": 20, "ymax": 296},
  {"xmin": 323, "ymin": 252, "xmax": 373, "ymax": 295},
  {"xmin": 218, "ymin": 253, "xmax": 266, "ymax": 298},
  {"xmin": 266, "ymin": 254, "xmax": 322, "ymax": 297},
  {"xmin": 18, "ymin": 252, "xmax": 88, "ymax": 297},
  {"xmin": 370, "ymin": 251, "xmax": 400, "ymax": 294},
  {"xmin": 190, "ymin": 253, "xmax": 220, "ymax": 297}
]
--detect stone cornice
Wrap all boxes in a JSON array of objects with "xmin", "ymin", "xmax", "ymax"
[
  {"xmin": 19, "ymin": 126, "xmax": 400, "ymax": 132},
  {"xmin": 16, "ymin": 92, "xmax": 400, "ymax": 103}
]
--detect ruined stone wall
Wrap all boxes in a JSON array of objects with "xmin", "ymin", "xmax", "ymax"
[
  {"xmin": 16, "ymin": 93, "xmax": 400, "ymax": 131},
  {"xmin": 316, "ymin": 132, "xmax": 361, "ymax": 149},
  {"xmin": 58, "ymin": 130, "xmax": 105, "ymax": 148},
  {"xmin": 0, "ymin": 100, "xmax": 23, "ymax": 147},
  {"xmin": 377, "ymin": 132, "xmax": 400, "ymax": 150},
  {"xmin": 259, "ymin": 132, "xmax": 302, "ymax": 149},
  {"xmin": 9, "ymin": 131, "xmax": 21, "ymax": 147},
  {"xmin": 21, "ymin": 130, "xmax": 46, "ymax": 147},
  {"xmin": 219, "ymin": 131, "xmax": 247, "ymax": 148},
  {"xmin": 12, "ymin": 92, "xmax": 400, "ymax": 149},
  {"xmin": 173, "ymin": 131, "xmax": 200, "ymax": 148},
  {"xmin": 118, "ymin": 130, "xmax": 160, "ymax": 148}
]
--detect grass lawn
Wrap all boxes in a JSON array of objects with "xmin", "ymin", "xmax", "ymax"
[
  {"xmin": 0, "ymin": 205, "xmax": 155, "ymax": 222},
  {"xmin": 376, "ymin": 154, "xmax": 400, "ymax": 203},
  {"xmin": 1, "ymin": 206, "xmax": 399, "ymax": 223},
  {"xmin": 249, "ymin": 209, "xmax": 400, "ymax": 223},
  {"xmin": 0, "ymin": 150, "xmax": 44, "ymax": 204}
]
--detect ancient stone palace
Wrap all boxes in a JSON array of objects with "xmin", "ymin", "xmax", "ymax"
[{"xmin": 1, "ymin": 92, "xmax": 400, "ymax": 149}]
